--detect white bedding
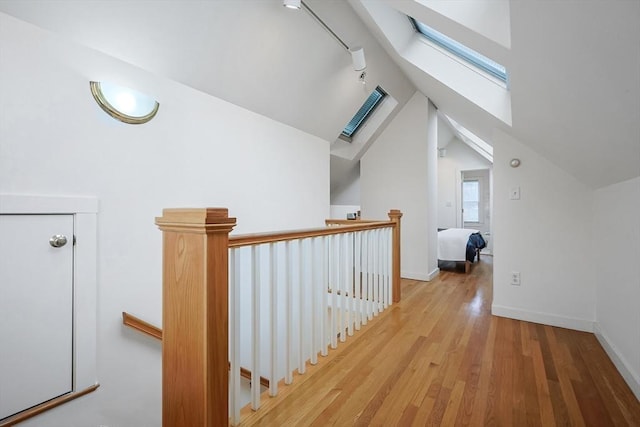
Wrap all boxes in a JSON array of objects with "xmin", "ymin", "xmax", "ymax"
[{"xmin": 438, "ymin": 228, "xmax": 475, "ymax": 261}]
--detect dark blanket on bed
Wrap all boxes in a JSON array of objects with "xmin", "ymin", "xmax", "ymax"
[{"xmin": 466, "ymin": 233, "xmax": 486, "ymax": 263}]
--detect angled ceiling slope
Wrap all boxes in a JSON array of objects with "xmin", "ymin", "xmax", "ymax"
[
  {"xmin": 0, "ymin": 0, "xmax": 416, "ymax": 151},
  {"xmin": 350, "ymin": 0, "xmax": 640, "ymax": 188}
]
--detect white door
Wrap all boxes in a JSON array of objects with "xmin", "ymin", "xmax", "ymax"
[{"xmin": 0, "ymin": 214, "xmax": 74, "ymax": 420}]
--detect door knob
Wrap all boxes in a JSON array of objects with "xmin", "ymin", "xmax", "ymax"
[{"xmin": 49, "ymin": 234, "xmax": 68, "ymax": 248}]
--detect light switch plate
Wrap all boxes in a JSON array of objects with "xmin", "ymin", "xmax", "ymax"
[{"xmin": 510, "ymin": 187, "xmax": 521, "ymax": 200}]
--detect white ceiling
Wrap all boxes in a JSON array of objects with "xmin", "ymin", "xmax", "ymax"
[{"xmin": 0, "ymin": 0, "xmax": 638, "ymax": 189}]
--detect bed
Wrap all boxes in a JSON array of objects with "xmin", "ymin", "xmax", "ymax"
[{"xmin": 437, "ymin": 228, "xmax": 486, "ymax": 273}]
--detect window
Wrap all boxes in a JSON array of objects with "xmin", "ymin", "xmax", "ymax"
[
  {"xmin": 409, "ymin": 17, "xmax": 507, "ymax": 84},
  {"xmin": 463, "ymin": 180, "xmax": 480, "ymax": 223},
  {"xmin": 341, "ymin": 86, "xmax": 387, "ymax": 140}
]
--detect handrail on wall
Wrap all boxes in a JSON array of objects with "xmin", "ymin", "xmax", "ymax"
[
  {"xmin": 121, "ymin": 312, "xmax": 270, "ymax": 389},
  {"xmin": 154, "ymin": 208, "xmax": 402, "ymax": 427},
  {"xmin": 122, "ymin": 312, "xmax": 162, "ymax": 340}
]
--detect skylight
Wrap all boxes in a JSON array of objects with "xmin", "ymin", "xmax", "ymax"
[
  {"xmin": 409, "ymin": 17, "xmax": 507, "ymax": 84},
  {"xmin": 341, "ymin": 86, "xmax": 387, "ymax": 140}
]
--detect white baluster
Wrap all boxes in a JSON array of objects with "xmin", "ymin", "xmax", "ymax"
[
  {"xmin": 330, "ymin": 234, "xmax": 338, "ymax": 349},
  {"xmin": 251, "ymin": 246, "xmax": 261, "ymax": 410},
  {"xmin": 373, "ymin": 228, "xmax": 380, "ymax": 316},
  {"xmin": 378, "ymin": 229, "xmax": 387, "ymax": 311},
  {"xmin": 354, "ymin": 231, "xmax": 362, "ymax": 331},
  {"xmin": 298, "ymin": 239, "xmax": 306, "ymax": 374},
  {"xmin": 229, "ymin": 249, "xmax": 241, "ymax": 424},
  {"xmin": 285, "ymin": 241, "xmax": 293, "ymax": 384},
  {"xmin": 347, "ymin": 232, "xmax": 354, "ymax": 337},
  {"xmin": 362, "ymin": 230, "xmax": 370, "ymax": 324},
  {"xmin": 321, "ymin": 236, "xmax": 328, "ymax": 357},
  {"xmin": 386, "ymin": 228, "xmax": 392, "ymax": 307},
  {"xmin": 269, "ymin": 242, "xmax": 278, "ymax": 397},
  {"xmin": 310, "ymin": 237, "xmax": 318, "ymax": 365},
  {"xmin": 377, "ymin": 229, "xmax": 386, "ymax": 312},
  {"xmin": 338, "ymin": 233, "xmax": 346, "ymax": 343},
  {"xmin": 383, "ymin": 229, "xmax": 388, "ymax": 309},
  {"xmin": 364, "ymin": 230, "xmax": 373, "ymax": 324}
]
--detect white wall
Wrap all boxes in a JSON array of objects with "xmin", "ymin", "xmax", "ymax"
[
  {"xmin": 492, "ymin": 129, "xmax": 596, "ymax": 332},
  {"xmin": 0, "ymin": 13, "xmax": 329, "ymax": 427},
  {"xmin": 593, "ymin": 177, "xmax": 640, "ymax": 399},
  {"xmin": 425, "ymin": 100, "xmax": 439, "ymax": 278},
  {"xmin": 437, "ymin": 138, "xmax": 492, "ymax": 229},
  {"xmin": 360, "ymin": 91, "xmax": 438, "ymax": 281},
  {"xmin": 330, "ymin": 156, "xmax": 360, "ymax": 205}
]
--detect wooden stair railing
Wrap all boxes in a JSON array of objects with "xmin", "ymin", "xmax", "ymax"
[
  {"xmin": 121, "ymin": 312, "xmax": 269, "ymax": 388},
  {"xmin": 155, "ymin": 208, "xmax": 402, "ymax": 427}
]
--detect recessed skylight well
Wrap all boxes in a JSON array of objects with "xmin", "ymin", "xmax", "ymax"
[
  {"xmin": 341, "ymin": 86, "xmax": 387, "ymax": 141},
  {"xmin": 409, "ymin": 17, "xmax": 507, "ymax": 84}
]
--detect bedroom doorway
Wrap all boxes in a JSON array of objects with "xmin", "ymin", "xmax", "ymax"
[{"xmin": 461, "ymin": 169, "xmax": 492, "ymax": 254}]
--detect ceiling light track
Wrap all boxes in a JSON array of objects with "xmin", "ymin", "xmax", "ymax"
[
  {"xmin": 300, "ymin": 1, "xmax": 348, "ymax": 51},
  {"xmin": 285, "ymin": 1, "xmax": 366, "ymax": 74}
]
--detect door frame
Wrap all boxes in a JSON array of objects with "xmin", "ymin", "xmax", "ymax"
[
  {"xmin": 458, "ymin": 169, "xmax": 493, "ymax": 254},
  {"xmin": 0, "ymin": 195, "xmax": 98, "ymax": 395}
]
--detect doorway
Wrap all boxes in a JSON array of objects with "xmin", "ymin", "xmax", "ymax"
[{"xmin": 461, "ymin": 169, "xmax": 492, "ymax": 254}]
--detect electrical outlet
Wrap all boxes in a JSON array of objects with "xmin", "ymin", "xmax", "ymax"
[{"xmin": 511, "ymin": 272, "xmax": 521, "ymax": 286}]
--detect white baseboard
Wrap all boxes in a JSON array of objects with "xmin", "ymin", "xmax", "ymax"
[
  {"xmin": 593, "ymin": 323, "xmax": 640, "ymax": 401},
  {"xmin": 491, "ymin": 304, "xmax": 594, "ymax": 332},
  {"xmin": 401, "ymin": 270, "xmax": 429, "ymax": 281},
  {"xmin": 401, "ymin": 268, "xmax": 440, "ymax": 282}
]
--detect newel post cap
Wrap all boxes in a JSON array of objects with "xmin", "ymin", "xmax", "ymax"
[
  {"xmin": 155, "ymin": 208, "xmax": 236, "ymax": 232},
  {"xmin": 388, "ymin": 209, "xmax": 403, "ymax": 220}
]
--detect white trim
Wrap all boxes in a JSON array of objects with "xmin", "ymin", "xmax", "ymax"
[
  {"xmin": 0, "ymin": 194, "xmax": 99, "ymax": 392},
  {"xmin": 0, "ymin": 194, "xmax": 98, "ymax": 214},
  {"xmin": 73, "ymin": 213, "xmax": 98, "ymax": 391},
  {"xmin": 401, "ymin": 271, "xmax": 429, "ymax": 281},
  {"xmin": 401, "ymin": 268, "xmax": 440, "ymax": 282},
  {"xmin": 593, "ymin": 323, "xmax": 640, "ymax": 401},
  {"xmin": 491, "ymin": 304, "xmax": 594, "ymax": 332}
]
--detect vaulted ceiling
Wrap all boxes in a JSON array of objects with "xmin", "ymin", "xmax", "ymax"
[{"xmin": 0, "ymin": 0, "xmax": 638, "ymax": 189}]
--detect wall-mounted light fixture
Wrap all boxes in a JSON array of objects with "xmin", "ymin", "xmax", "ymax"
[
  {"xmin": 284, "ymin": 1, "xmax": 366, "ymax": 81},
  {"xmin": 90, "ymin": 81, "xmax": 159, "ymax": 125},
  {"xmin": 510, "ymin": 158, "xmax": 521, "ymax": 168}
]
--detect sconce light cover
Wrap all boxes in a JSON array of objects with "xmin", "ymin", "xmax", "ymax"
[
  {"xmin": 283, "ymin": 0, "xmax": 301, "ymax": 9},
  {"xmin": 90, "ymin": 81, "xmax": 159, "ymax": 124},
  {"xmin": 510, "ymin": 158, "xmax": 521, "ymax": 168},
  {"xmin": 350, "ymin": 46, "xmax": 366, "ymax": 71}
]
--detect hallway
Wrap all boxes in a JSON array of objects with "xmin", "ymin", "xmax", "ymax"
[{"xmin": 240, "ymin": 257, "xmax": 640, "ymax": 426}]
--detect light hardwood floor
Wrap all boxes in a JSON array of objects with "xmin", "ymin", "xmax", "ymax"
[{"xmin": 240, "ymin": 257, "xmax": 640, "ymax": 426}]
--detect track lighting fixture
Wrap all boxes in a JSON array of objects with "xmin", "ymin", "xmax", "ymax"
[{"xmin": 284, "ymin": 0, "xmax": 367, "ymax": 81}]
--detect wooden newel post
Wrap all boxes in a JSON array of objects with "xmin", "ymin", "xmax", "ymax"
[
  {"xmin": 155, "ymin": 208, "xmax": 236, "ymax": 427},
  {"xmin": 388, "ymin": 209, "xmax": 403, "ymax": 303}
]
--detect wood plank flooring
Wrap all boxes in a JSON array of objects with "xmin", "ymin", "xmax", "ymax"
[{"xmin": 239, "ymin": 257, "xmax": 640, "ymax": 426}]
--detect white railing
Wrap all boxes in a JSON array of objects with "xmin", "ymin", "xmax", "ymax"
[
  {"xmin": 155, "ymin": 208, "xmax": 402, "ymax": 427},
  {"xmin": 227, "ymin": 226, "xmax": 393, "ymax": 423}
]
